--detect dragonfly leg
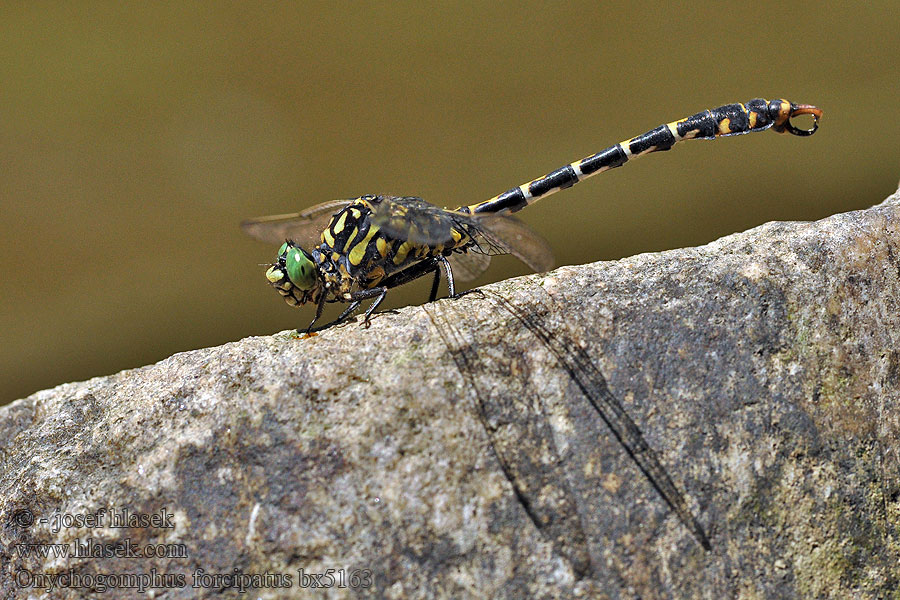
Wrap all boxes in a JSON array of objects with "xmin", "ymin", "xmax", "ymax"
[
  {"xmin": 428, "ymin": 264, "xmax": 442, "ymax": 303},
  {"xmin": 300, "ymin": 296, "xmax": 365, "ymax": 335},
  {"xmin": 323, "ymin": 257, "xmax": 461, "ymax": 331},
  {"xmin": 333, "ymin": 300, "xmax": 363, "ymax": 326},
  {"xmin": 429, "ymin": 255, "xmax": 462, "ymax": 301},
  {"xmin": 361, "ymin": 290, "xmax": 389, "ymax": 328},
  {"xmin": 453, "ymin": 288, "xmax": 485, "ymax": 301},
  {"xmin": 339, "ymin": 287, "xmax": 389, "ymax": 329},
  {"xmin": 378, "ymin": 257, "xmax": 453, "ymax": 304},
  {"xmin": 438, "ymin": 255, "xmax": 482, "ymax": 300},
  {"xmin": 300, "ymin": 293, "xmax": 329, "ymax": 335}
]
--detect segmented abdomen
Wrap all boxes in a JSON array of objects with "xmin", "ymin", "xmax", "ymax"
[{"xmin": 464, "ymin": 98, "xmax": 819, "ymax": 215}]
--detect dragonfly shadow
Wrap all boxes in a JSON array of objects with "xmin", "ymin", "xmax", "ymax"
[{"xmin": 424, "ymin": 281, "xmax": 710, "ymax": 578}]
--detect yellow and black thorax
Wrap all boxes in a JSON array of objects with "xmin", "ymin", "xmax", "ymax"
[{"xmin": 311, "ymin": 195, "xmax": 475, "ymax": 296}]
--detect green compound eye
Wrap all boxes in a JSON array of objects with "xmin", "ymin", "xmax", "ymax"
[
  {"xmin": 278, "ymin": 242, "xmax": 289, "ymax": 257},
  {"xmin": 284, "ymin": 247, "xmax": 317, "ymax": 290}
]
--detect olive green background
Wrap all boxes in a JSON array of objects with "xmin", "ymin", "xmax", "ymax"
[{"xmin": 1, "ymin": 2, "xmax": 897, "ymax": 405}]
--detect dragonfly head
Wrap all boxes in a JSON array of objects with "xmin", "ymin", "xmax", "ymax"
[{"xmin": 265, "ymin": 241, "xmax": 321, "ymax": 307}]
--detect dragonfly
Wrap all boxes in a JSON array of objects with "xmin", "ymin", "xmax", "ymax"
[
  {"xmin": 242, "ymin": 99, "xmax": 822, "ymax": 333},
  {"xmin": 424, "ymin": 284, "xmax": 711, "ymax": 576}
]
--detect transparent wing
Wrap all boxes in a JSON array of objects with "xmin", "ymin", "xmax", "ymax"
[
  {"xmin": 240, "ymin": 199, "xmax": 354, "ymax": 247},
  {"xmin": 467, "ymin": 213, "xmax": 555, "ymax": 274},
  {"xmin": 370, "ymin": 196, "xmax": 555, "ymax": 275},
  {"xmin": 448, "ymin": 251, "xmax": 492, "ymax": 281},
  {"xmin": 368, "ymin": 196, "xmax": 465, "ymax": 248}
]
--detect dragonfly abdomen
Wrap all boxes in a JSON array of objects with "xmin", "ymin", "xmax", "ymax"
[{"xmin": 464, "ymin": 98, "xmax": 822, "ymax": 215}]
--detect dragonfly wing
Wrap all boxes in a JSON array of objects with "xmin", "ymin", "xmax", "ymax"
[
  {"xmin": 369, "ymin": 196, "xmax": 465, "ymax": 248},
  {"xmin": 369, "ymin": 196, "xmax": 554, "ymax": 275},
  {"xmin": 468, "ymin": 213, "xmax": 555, "ymax": 274},
  {"xmin": 241, "ymin": 199, "xmax": 354, "ymax": 247},
  {"xmin": 448, "ymin": 251, "xmax": 492, "ymax": 281}
]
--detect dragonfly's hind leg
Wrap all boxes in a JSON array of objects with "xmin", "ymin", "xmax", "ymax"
[
  {"xmin": 452, "ymin": 288, "xmax": 485, "ymax": 301},
  {"xmin": 432, "ymin": 256, "xmax": 457, "ymax": 300},
  {"xmin": 428, "ymin": 262, "xmax": 443, "ymax": 303},
  {"xmin": 437, "ymin": 255, "xmax": 482, "ymax": 301}
]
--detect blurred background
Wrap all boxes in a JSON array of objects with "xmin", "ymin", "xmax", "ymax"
[{"xmin": 2, "ymin": 2, "xmax": 898, "ymax": 405}]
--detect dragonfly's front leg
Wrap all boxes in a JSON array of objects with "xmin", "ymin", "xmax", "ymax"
[{"xmin": 300, "ymin": 293, "xmax": 328, "ymax": 335}]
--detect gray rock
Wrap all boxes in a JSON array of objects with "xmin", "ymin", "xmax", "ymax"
[{"xmin": 2, "ymin": 187, "xmax": 900, "ymax": 599}]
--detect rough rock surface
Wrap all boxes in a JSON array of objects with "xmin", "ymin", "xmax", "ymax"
[{"xmin": 2, "ymin": 187, "xmax": 900, "ymax": 599}]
